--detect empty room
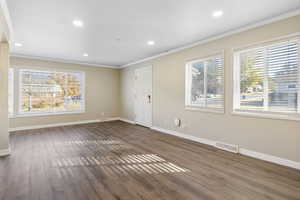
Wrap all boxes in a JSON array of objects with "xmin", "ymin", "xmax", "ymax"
[{"xmin": 0, "ymin": 0, "xmax": 300, "ymax": 199}]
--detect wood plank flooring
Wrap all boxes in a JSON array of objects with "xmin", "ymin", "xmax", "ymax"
[{"xmin": 1, "ymin": 121, "xmax": 300, "ymax": 200}]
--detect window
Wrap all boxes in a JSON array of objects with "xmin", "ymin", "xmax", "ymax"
[
  {"xmin": 19, "ymin": 69, "xmax": 85, "ymax": 115},
  {"xmin": 8, "ymin": 68, "xmax": 14, "ymax": 117},
  {"xmin": 233, "ymin": 37, "xmax": 300, "ymax": 118},
  {"xmin": 185, "ymin": 54, "xmax": 224, "ymax": 112}
]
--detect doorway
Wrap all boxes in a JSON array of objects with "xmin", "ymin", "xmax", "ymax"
[{"xmin": 134, "ymin": 65, "xmax": 152, "ymax": 127}]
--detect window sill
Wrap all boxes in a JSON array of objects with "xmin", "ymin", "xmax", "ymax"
[
  {"xmin": 232, "ymin": 110, "xmax": 300, "ymax": 121},
  {"xmin": 15, "ymin": 111, "xmax": 85, "ymax": 118},
  {"xmin": 185, "ymin": 106, "xmax": 225, "ymax": 114},
  {"xmin": 9, "ymin": 115, "xmax": 16, "ymax": 119}
]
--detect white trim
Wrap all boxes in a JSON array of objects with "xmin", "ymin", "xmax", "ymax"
[
  {"xmin": 150, "ymin": 126, "xmax": 300, "ymax": 170},
  {"xmin": 150, "ymin": 126, "xmax": 215, "ymax": 146},
  {"xmin": 203, "ymin": 60, "xmax": 208, "ymax": 107},
  {"xmin": 8, "ymin": 68, "xmax": 14, "ymax": 117},
  {"xmin": 233, "ymin": 51, "xmax": 241, "ymax": 109},
  {"xmin": 232, "ymin": 33, "xmax": 300, "ymax": 53},
  {"xmin": 185, "ymin": 53, "xmax": 225, "ymax": 112},
  {"xmin": 122, "ymin": 9, "xmax": 300, "ymax": 68},
  {"xmin": 239, "ymin": 148, "xmax": 300, "ymax": 170},
  {"xmin": 14, "ymin": 65, "xmax": 87, "ymax": 74},
  {"xmin": 119, "ymin": 118, "xmax": 136, "ymax": 124},
  {"xmin": 0, "ymin": 148, "xmax": 10, "ymax": 157},
  {"xmin": 15, "ymin": 111, "xmax": 85, "ymax": 118},
  {"xmin": 215, "ymin": 141, "xmax": 239, "ymax": 153},
  {"xmin": 11, "ymin": 54, "xmax": 120, "ymax": 69},
  {"xmin": 232, "ymin": 35, "xmax": 300, "ymax": 120},
  {"xmin": 9, "ymin": 119, "xmax": 116, "ymax": 132},
  {"xmin": 263, "ymin": 48, "xmax": 269, "ymax": 110},
  {"xmin": 9, "ymin": 118, "xmax": 121, "ymax": 132},
  {"xmin": 101, "ymin": 117, "xmax": 120, "ymax": 122},
  {"xmin": 17, "ymin": 68, "xmax": 85, "ymax": 116},
  {"xmin": 185, "ymin": 106, "xmax": 225, "ymax": 114},
  {"xmin": 298, "ymin": 39, "xmax": 300, "ymax": 113},
  {"xmin": 232, "ymin": 110, "xmax": 300, "ymax": 121},
  {"xmin": 134, "ymin": 65, "xmax": 153, "ymax": 128}
]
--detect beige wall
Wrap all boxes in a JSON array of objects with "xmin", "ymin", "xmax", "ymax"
[
  {"xmin": 10, "ymin": 57, "xmax": 120, "ymax": 129},
  {"xmin": 120, "ymin": 15, "xmax": 300, "ymax": 162},
  {"xmin": 0, "ymin": 42, "xmax": 9, "ymax": 152}
]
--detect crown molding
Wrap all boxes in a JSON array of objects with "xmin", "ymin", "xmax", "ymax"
[
  {"xmin": 10, "ymin": 53, "xmax": 121, "ymax": 69},
  {"xmin": 9, "ymin": 9, "xmax": 300, "ymax": 69},
  {"xmin": 121, "ymin": 8, "xmax": 300, "ymax": 68}
]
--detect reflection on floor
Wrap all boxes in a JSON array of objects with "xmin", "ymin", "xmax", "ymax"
[
  {"xmin": 52, "ymin": 135, "xmax": 189, "ymax": 176},
  {"xmin": 53, "ymin": 153, "xmax": 189, "ymax": 175}
]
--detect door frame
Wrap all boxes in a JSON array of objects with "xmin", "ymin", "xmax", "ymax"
[{"xmin": 134, "ymin": 65, "xmax": 153, "ymax": 128}]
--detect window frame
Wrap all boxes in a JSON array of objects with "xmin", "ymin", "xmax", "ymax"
[
  {"xmin": 8, "ymin": 68, "xmax": 14, "ymax": 118},
  {"xmin": 233, "ymin": 34, "xmax": 300, "ymax": 121},
  {"xmin": 16, "ymin": 68, "xmax": 86, "ymax": 117},
  {"xmin": 185, "ymin": 52, "xmax": 225, "ymax": 114}
]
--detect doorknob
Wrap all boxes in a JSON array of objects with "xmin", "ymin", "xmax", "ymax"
[{"xmin": 147, "ymin": 95, "xmax": 151, "ymax": 103}]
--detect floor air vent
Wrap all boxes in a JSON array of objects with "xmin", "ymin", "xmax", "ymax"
[{"xmin": 215, "ymin": 142, "xmax": 239, "ymax": 153}]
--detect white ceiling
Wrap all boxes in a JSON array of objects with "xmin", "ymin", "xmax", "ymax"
[{"xmin": 7, "ymin": 0, "xmax": 300, "ymax": 67}]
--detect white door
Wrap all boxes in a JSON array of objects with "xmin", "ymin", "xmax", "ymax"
[{"xmin": 134, "ymin": 66, "xmax": 152, "ymax": 127}]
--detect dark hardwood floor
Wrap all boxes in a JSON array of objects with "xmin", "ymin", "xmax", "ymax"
[{"xmin": 1, "ymin": 121, "xmax": 300, "ymax": 200}]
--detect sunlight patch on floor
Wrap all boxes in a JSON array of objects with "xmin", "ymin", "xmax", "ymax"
[{"xmin": 52, "ymin": 154, "xmax": 190, "ymax": 175}]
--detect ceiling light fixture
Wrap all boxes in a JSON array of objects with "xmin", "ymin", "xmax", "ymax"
[
  {"xmin": 212, "ymin": 10, "xmax": 224, "ymax": 18},
  {"xmin": 73, "ymin": 20, "xmax": 83, "ymax": 27},
  {"xmin": 14, "ymin": 42, "xmax": 23, "ymax": 47},
  {"xmin": 147, "ymin": 41, "xmax": 155, "ymax": 46},
  {"xmin": 83, "ymin": 53, "xmax": 89, "ymax": 57}
]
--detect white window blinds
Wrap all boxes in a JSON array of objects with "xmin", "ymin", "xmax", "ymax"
[
  {"xmin": 234, "ymin": 39, "xmax": 300, "ymax": 114},
  {"xmin": 19, "ymin": 70, "xmax": 85, "ymax": 115},
  {"xmin": 186, "ymin": 55, "xmax": 224, "ymax": 110}
]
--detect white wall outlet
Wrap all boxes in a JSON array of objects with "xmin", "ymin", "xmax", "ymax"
[
  {"xmin": 174, "ymin": 118, "xmax": 181, "ymax": 127},
  {"xmin": 101, "ymin": 112, "xmax": 105, "ymax": 116}
]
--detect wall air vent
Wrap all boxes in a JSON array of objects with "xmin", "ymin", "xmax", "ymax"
[{"xmin": 215, "ymin": 142, "xmax": 239, "ymax": 153}]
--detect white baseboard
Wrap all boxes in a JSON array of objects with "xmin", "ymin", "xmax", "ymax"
[
  {"xmin": 101, "ymin": 117, "xmax": 120, "ymax": 122},
  {"xmin": 9, "ymin": 118, "xmax": 119, "ymax": 132},
  {"xmin": 0, "ymin": 148, "xmax": 10, "ymax": 157},
  {"xmin": 151, "ymin": 126, "xmax": 215, "ymax": 146},
  {"xmin": 150, "ymin": 126, "xmax": 300, "ymax": 170},
  {"xmin": 239, "ymin": 148, "xmax": 300, "ymax": 170},
  {"xmin": 119, "ymin": 118, "xmax": 136, "ymax": 124}
]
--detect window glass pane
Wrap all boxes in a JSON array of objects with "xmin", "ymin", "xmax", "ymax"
[
  {"xmin": 20, "ymin": 70, "xmax": 84, "ymax": 114},
  {"xmin": 267, "ymin": 42, "xmax": 298, "ymax": 112},
  {"xmin": 190, "ymin": 62, "xmax": 205, "ymax": 106},
  {"xmin": 207, "ymin": 57, "xmax": 224, "ymax": 108},
  {"xmin": 187, "ymin": 55, "xmax": 224, "ymax": 110},
  {"xmin": 64, "ymin": 72, "xmax": 83, "ymax": 112},
  {"xmin": 237, "ymin": 39, "xmax": 299, "ymax": 114},
  {"xmin": 240, "ymin": 49, "xmax": 265, "ymax": 110}
]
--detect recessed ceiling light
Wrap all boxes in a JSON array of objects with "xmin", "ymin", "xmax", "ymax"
[
  {"xmin": 83, "ymin": 53, "xmax": 88, "ymax": 57},
  {"xmin": 14, "ymin": 42, "xmax": 23, "ymax": 47},
  {"xmin": 212, "ymin": 10, "xmax": 223, "ymax": 18},
  {"xmin": 147, "ymin": 41, "xmax": 155, "ymax": 46},
  {"xmin": 73, "ymin": 20, "xmax": 83, "ymax": 27}
]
